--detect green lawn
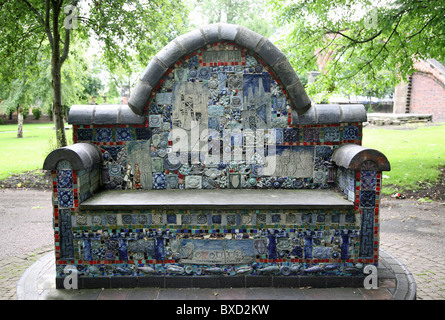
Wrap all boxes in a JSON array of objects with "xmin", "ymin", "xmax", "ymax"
[
  {"xmin": 0, "ymin": 122, "xmax": 71, "ymax": 180},
  {"xmin": 362, "ymin": 123, "xmax": 445, "ymax": 194}
]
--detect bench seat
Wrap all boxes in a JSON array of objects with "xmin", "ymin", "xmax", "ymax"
[{"xmin": 79, "ymin": 189, "xmax": 353, "ymax": 211}]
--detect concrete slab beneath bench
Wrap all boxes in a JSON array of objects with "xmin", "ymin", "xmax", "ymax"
[{"xmin": 79, "ymin": 189, "xmax": 353, "ymax": 210}]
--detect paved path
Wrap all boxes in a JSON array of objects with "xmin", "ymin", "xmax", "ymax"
[
  {"xmin": 0, "ymin": 189, "xmax": 444, "ymax": 300},
  {"xmin": 0, "ymin": 189, "xmax": 53, "ymax": 260},
  {"xmin": 379, "ymin": 198, "xmax": 445, "ymax": 300},
  {"xmin": 0, "ymin": 245, "xmax": 53, "ymax": 300}
]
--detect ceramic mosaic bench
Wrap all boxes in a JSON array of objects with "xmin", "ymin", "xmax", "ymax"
[{"xmin": 43, "ymin": 23, "xmax": 390, "ymax": 289}]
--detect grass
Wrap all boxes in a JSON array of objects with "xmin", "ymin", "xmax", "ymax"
[
  {"xmin": 0, "ymin": 122, "xmax": 72, "ymax": 180},
  {"xmin": 362, "ymin": 123, "xmax": 445, "ymax": 195}
]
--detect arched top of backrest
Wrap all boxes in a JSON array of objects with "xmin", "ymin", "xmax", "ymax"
[
  {"xmin": 332, "ymin": 144, "xmax": 391, "ymax": 172},
  {"xmin": 43, "ymin": 143, "xmax": 102, "ymax": 171},
  {"xmin": 128, "ymin": 23, "xmax": 311, "ymax": 117}
]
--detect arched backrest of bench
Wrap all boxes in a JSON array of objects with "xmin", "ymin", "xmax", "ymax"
[
  {"xmin": 128, "ymin": 23, "xmax": 311, "ymax": 117},
  {"xmin": 43, "ymin": 143, "xmax": 102, "ymax": 171},
  {"xmin": 332, "ymin": 144, "xmax": 391, "ymax": 171}
]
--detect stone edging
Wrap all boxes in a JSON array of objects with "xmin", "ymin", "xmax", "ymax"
[{"xmin": 380, "ymin": 249, "xmax": 417, "ymax": 300}]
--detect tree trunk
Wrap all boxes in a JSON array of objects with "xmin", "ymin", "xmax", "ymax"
[
  {"xmin": 51, "ymin": 4, "xmax": 67, "ymax": 148},
  {"xmin": 17, "ymin": 105, "xmax": 23, "ymax": 139},
  {"xmin": 52, "ymin": 62, "xmax": 67, "ymax": 147}
]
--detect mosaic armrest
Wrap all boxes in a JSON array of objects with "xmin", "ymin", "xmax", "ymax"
[
  {"xmin": 332, "ymin": 144, "xmax": 390, "ymax": 203},
  {"xmin": 332, "ymin": 144, "xmax": 390, "ymax": 172},
  {"xmin": 43, "ymin": 143, "xmax": 103, "ymax": 204}
]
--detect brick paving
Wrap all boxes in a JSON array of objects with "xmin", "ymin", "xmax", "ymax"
[
  {"xmin": 381, "ymin": 242, "xmax": 445, "ymax": 300},
  {"xmin": 0, "ymin": 245, "xmax": 53, "ymax": 300}
]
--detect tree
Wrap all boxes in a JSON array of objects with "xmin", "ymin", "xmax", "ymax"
[
  {"xmin": 105, "ymin": 79, "xmax": 121, "ymax": 104},
  {"xmin": 268, "ymin": 0, "xmax": 445, "ymax": 100},
  {"xmin": 189, "ymin": 0, "xmax": 276, "ymax": 38},
  {"xmin": 0, "ymin": 38, "xmax": 100, "ymax": 123},
  {"xmin": 0, "ymin": 0, "xmax": 189, "ymax": 147}
]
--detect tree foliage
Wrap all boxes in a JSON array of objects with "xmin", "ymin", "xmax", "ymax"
[
  {"xmin": 1, "ymin": 39, "xmax": 100, "ymax": 118},
  {"xmin": 190, "ymin": 0, "xmax": 276, "ymax": 38},
  {"xmin": 0, "ymin": 0, "xmax": 189, "ymax": 146},
  {"xmin": 268, "ymin": 0, "xmax": 445, "ymax": 100}
]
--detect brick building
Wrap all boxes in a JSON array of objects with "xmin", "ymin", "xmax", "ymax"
[{"xmin": 393, "ymin": 59, "xmax": 445, "ymax": 122}]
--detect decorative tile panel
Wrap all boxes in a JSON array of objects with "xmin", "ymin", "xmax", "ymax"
[
  {"xmin": 57, "ymin": 170, "xmax": 73, "ymax": 189},
  {"xmin": 343, "ymin": 126, "xmax": 359, "ymax": 140},
  {"xmin": 359, "ymin": 190, "xmax": 376, "ymax": 208},
  {"xmin": 116, "ymin": 128, "xmax": 133, "ymax": 141},
  {"xmin": 58, "ymin": 190, "xmax": 74, "ymax": 208},
  {"xmin": 95, "ymin": 128, "xmax": 113, "ymax": 142},
  {"xmin": 361, "ymin": 170, "xmax": 377, "ymax": 190}
]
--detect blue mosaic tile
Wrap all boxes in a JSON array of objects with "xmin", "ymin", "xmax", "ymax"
[
  {"xmin": 149, "ymin": 103, "xmax": 162, "ymax": 114},
  {"xmin": 271, "ymin": 214, "xmax": 281, "ymax": 223},
  {"xmin": 315, "ymin": 146, "xmax": 332, "ymax": 159},
  {"xmin": 116, "ymin": 128, "xmax": 133, "ymax": 141},
  {"xmin": 122, "ymin": 214, "xmax": 133, "ymax": 224},
  {"xmin": 162, "ymin": 108, "xmax": 172, "ymax": 123},
  {"xmin": 345, "ymin": 213, "xmax": 356, "ymax": 223},
  {"xmin": 188, "ymin": 55, "xmax": 199, "ymax": 69},
  {"xmin": 96, "ymin": 128, "xmax": 113, "ymax": 142},
  {"xmin": 59, "ymin": 209, "xmax": 74, "ymax": 259},
  {"xmin": 135, "ymin": 127, "xmax": 152, "ymax": 140},
  {"xmin": 303, "ymin": 128, "xmax": 320, "ymax": 142},
  {"xmin": 57, "ymin": 170, "xmax": 73, "ymax": 189},
  {"xmin": 313, "ymin": 247, "xmax": 332, "ymax": 259},
  {"xmin": 283, "ymin": 128, "xmax": 299, "ymax": 143},
  {"xmin": 76, "ymin": 129, "xmax": 93, "ymax": 141},
  {"xmin": 323, "ymin": 127, "xmax": 340, "ymax": 142},
  {"xmin": 361, "ymin": 170, "xmax": 377, "ymax": 190},
  {"xmin": 208, "ymin": 117, "xmax": 220, "ymax": 130},
  {"xmin": 167, "ymin": 214, "xmax": 177, "ymax": 224},
  {"xmin": 197, "ymin": 214, "xmax": 207, "ymax": 224},
  {"xmin": 359, "ymin": 208, "xmax": 375, "ymax": 258},
  {"xmin": 227, "ymin": 215, "xmax": 236, "ymax": 225},
  {"xmin": 212, "ymin": 214, "xmax": 222, "ymax": 224},
  {"xmin": 182, "ymin": 215, "xmax": 192, "ymax": 224},
  {"xmin": 197, "ymin": 67, "xmax": 211, "ymax": 80},
  {"xmin": 83, "ymin": 240, "xmax": 92, "ymax": 260},
  {"xmin": 58, "ymin": 190, "xmax": 74, "ymax": 208},
  {"xmin": 343, "ymin": 126, "xmax": 359, "ymax": 140},
  {"xmin": 153, "ymin": 173, "xmax": 166, "ymax": 189},
  {"xmin": 359, "ymin": 190, "xmax": 376, "ymax": 207}
]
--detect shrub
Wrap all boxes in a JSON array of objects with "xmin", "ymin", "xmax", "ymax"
[{"xmin": 32, "ymin": 108, "xmax": 42, "ymax": 120}]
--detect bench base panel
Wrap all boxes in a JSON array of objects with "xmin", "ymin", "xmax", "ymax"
[{"xmin": 55, "ymin": 274, "xmax": 366, "ymax": 289}]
